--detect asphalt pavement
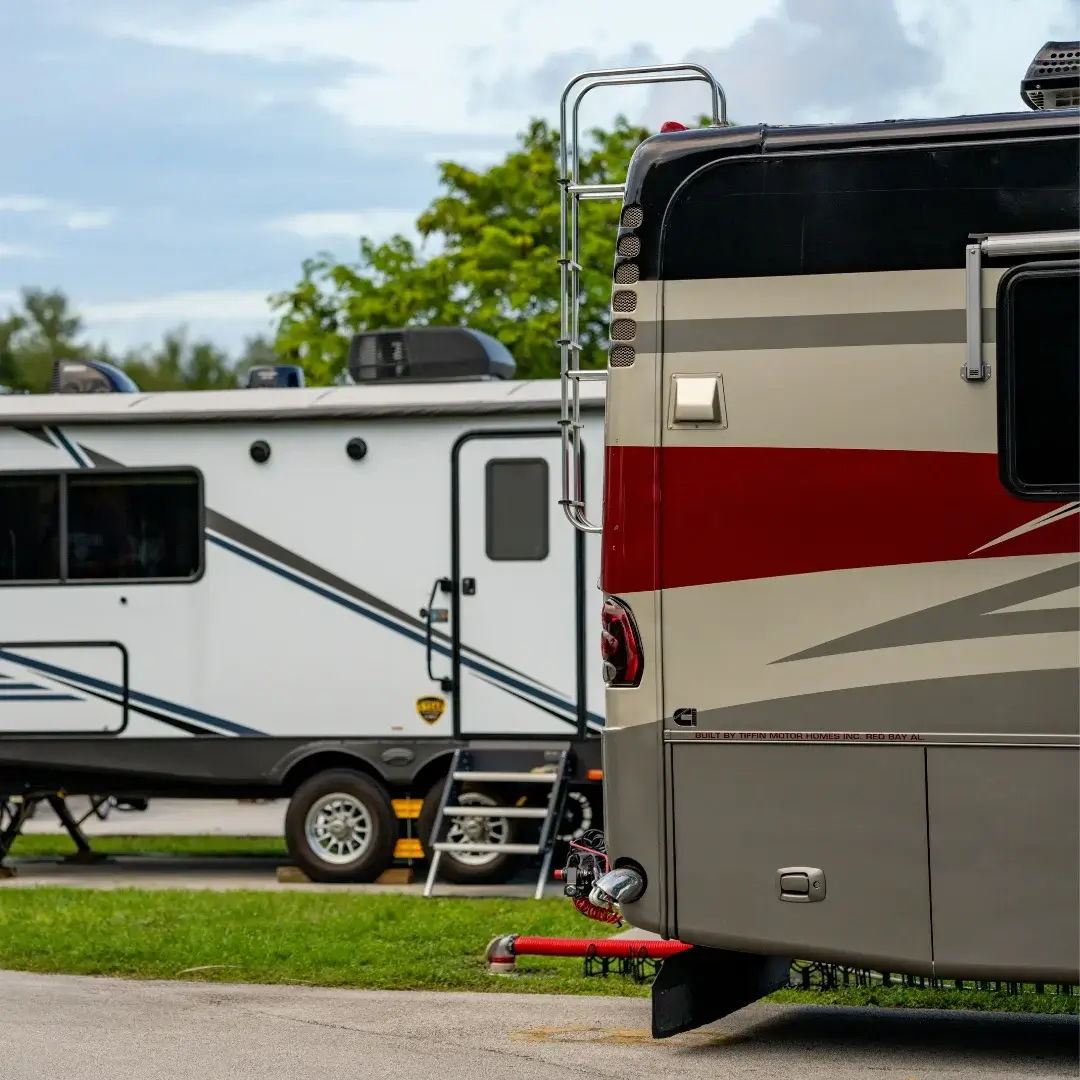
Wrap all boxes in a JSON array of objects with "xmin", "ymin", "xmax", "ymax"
[{"xmin": 0, "ymin": 970, "xmax": 1075, "ymax": 1080}]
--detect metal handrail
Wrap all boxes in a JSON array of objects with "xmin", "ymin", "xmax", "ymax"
[{"xmin": 557, "ymin": 65, "xmax": 728, "ymax": 533}]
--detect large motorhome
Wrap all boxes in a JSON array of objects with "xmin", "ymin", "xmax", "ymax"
[
  {"xmin": 0, "ymin": 328, "xmax": 606, "ymax": 885},
  {"xmin": 558, "ymin": 46, "xmax": 1080, "ymax": 1037}
]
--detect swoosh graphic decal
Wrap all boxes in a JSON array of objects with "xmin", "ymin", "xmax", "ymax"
[{"xmin": 777, "ymin": 563, "xmax": 1080, "ymax": 663}]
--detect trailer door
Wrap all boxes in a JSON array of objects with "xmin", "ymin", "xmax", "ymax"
[{"xmin": 451, "ymin": 429, "xmax": 585, "ymax": 738}]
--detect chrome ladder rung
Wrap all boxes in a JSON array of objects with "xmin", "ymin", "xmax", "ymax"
[
  {"xmin": 451, "ymin": 771, "xmax": 556, "ymax": 783},
  {"xmin": 432, "ymin": 842, "xmax": 542, "ymax": 855},
  {"xmin": 442, "ymin": 806, "xmax": 548, "ymax": 819}
]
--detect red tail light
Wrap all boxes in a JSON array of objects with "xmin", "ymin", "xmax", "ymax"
[
  {"xmin": 601, "ymin": 597, "xmax": 644, "ymax": 688},
  {"xmin": 660, "ymin": 120, "xmax": 688, "ymax": 133}
]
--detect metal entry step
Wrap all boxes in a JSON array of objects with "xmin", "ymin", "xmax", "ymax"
[{"xmin": 423, "ymin": 742, "xmax": 574, "ymax": 900}]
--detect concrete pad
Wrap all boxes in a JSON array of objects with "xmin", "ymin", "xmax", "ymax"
[
  {"xmin": 0, "ymin": 969, "xmax": 1074, "ymax": 1080},
  {"xmin": 21, "ymin": 797, "xmax": 286, "ymax": 837}
]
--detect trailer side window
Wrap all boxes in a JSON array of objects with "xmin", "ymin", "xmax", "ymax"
[
  {"xmin": 485, "ymin": 458, "xmax": 549, "ymax": 561},
  {"xmin": 67, "ymin": 471, "xmax": 203, "ymax": 581},
  {"xmin": 997, "ymin": 262, "xmax": 1079, "ymax": 500},
  {"xmin": 0, "ymin": 475, "xmax": 61, "ymax": 582}
]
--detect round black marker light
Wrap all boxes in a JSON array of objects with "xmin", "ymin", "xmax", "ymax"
[
  {"xmin": 346, "ymin": 437, "xmax": 368, "ymax": 461},
  {"xmin": 250, "ymin": 439, "xmax": 271, "ymax": 464}
]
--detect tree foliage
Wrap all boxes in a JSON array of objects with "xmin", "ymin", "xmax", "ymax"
[
  {"xmin": 271, "ymin": 116, "xmax": 652, "ymax": 384},
  {"xmin": 0, "ymin": 288, "xmax": 272, "ymax": 394}
]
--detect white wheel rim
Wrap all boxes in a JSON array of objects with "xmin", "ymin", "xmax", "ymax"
[
  {"xmin": 446, "ymin": 791, "xmax": 509, "ymax": 867},
  {"xmin": 557, "ymin": 790, "xmax": 593, "ymax": 842},
  {"xmin": 304, "ymin": 792, "xmax": 373, "ymax": 865}
]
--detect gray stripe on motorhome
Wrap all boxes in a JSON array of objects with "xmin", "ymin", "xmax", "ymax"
[
  {"xmin": 777, "ymin": 563, "xmax": 1079, "ymax": 664},
  {"xmin": 668, "ymin": 668, "xmax": 1080, "ymax": 737},
  {"xmin": 630, "ymin": 308, "xmax": 996, "ymax": 354}
]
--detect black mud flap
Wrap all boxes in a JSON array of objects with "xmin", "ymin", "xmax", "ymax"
[{"xmin": 651, "ymin": 946, "xmax": 791, "ymax": 1039}]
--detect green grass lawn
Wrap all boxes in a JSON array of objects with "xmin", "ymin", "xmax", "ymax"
[
  {"xmin": 0, "ymin": 887, "xmax": 1074, "ymax": 1013},
  {"xmin": 9, "ymin": 834, "xmax": 287, "ymax": 859}
]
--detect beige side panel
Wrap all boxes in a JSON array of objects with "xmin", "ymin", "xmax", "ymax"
[
  {"xmin": 663, "ymin": 268, "xmax": 1006, "ymax": 320},
  {"xmin": 661, "ymin": 343, "xmax": 994, "ymax": 453},
  {"xmin": 661, "ymin": 555, "xmax": 1080, "ymax": 716}
]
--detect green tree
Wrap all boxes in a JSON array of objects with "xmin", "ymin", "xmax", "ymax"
[
  {"xmin": 271, "ymin": 116, "xmax": 652, "ymax": 384},
  {"xmin": 0, "ymin": 288, "xmax": 85, "ymax": 392},
  {"xmin": 116, "ymin": 327, "xmax": 237, "ymax": 392},
  {"xmin": 0, "ymin": 288, "xmax": 269, "ymax": 392}
]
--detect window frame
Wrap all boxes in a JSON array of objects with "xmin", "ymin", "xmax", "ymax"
[
  {"xmin": 996, "ymin": 258, "xmax": 1080, "ymax": 502},
  {"xmin": 0, "ymin": 465, "xmax": 206, "ymax": 587},
  {"xmin": 484, "ymin": 456, "xmax": 551, "ymax": 562}
]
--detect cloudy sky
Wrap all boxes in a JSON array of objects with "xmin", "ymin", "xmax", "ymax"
[{"xmin": 0, "ymin": 0, "xmax": 1075, "ymax": 355}]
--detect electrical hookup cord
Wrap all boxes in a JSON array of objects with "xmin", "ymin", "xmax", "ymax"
[{"xmin": 485, "ymin": 934, "xmax": 691, "ymax": 973}]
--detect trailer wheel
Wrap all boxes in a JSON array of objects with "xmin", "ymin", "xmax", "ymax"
[
  {"xmin": 552, "ymin": 787, "xmax": 603, "ymax": 867},
  {"xmin": 285, "ymin": 770, "xmax": 396, "ymax": 883},
  {"xmin": 418, "ymin": 783, "xmax": 521, "ymax": 885}
]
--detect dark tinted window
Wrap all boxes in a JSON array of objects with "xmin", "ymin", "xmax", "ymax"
[
  {"xmin": 0, "ymin": 475, "xmax": 60, "ymax": 581},
  {"xmin": 66, "ymin": 472, "xmax": 202, "ymax": 580},
  {"xmin": 662, "ymin": 138, "xmax": 1079, "ymax": 279},
  {"xmin": 998, "ymin": 263, "xmax": 1080, "ymax": 499},
  {"xmin": 485, "ymin": 459, "xmax": 549, "ymax": 561}
]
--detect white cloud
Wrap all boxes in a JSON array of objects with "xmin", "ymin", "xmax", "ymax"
[
  {"xmin": 103, "ymin": 0, "xmax": 770, "ymax": 136},
  {"xmin": 102, "ymin": 0, "xmax": 1077, "ymax": 139},
  {"xmin": 0, "ymin": 196, "xmax": 53, "ymax": 214},
  {"xmin": 0, "ymin": 243, "xmax": 41, "ymax": 260},
  {"xmin": 63, "ymin": 209, "xmax": 116, "ymax": 231},
  {"xmin": 421, "ymin": 148, "xmax": 507, "ymax": 171},
  {"xmin": 266, "ymin": 209, "xmax": 420, "ymax": 242},
  {"xmin": 81, "ymin": 289, "xmax": 274, "ymax": 322},
  {"xmin": 0, "ymin": 195, "xmax": 116, "ymax": 231}
]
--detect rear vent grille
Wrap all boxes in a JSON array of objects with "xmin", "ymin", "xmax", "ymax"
[
  {"xmin": 610, "ymin": 318, "xmax": 636, "ymax": 342},
  {"xmin": 610, "ymin": 346, "xmax": 636, "ymax": 367},
  {"xmin": 614, "ymin": 262, "xmax": 640, "ymax": 284},
  {"xmin": 617, "ymin": 234, "xmax": 641, "ymax": 258},
  {"xmin": 621, "ymin": 205, "xmax": 643, "ymax": 229},
  {"xmin": 611, "ymin": 290, "xmax": 637, "ymax": 313}
]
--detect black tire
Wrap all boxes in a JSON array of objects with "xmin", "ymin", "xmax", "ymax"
[
  {"xmin": 418, "ymin": 781, "xmax": 521, "ymax": 885},
  {"xmin": 552, "ymin": 786, "xmax": 603, "ymax": 868},
  {"xmin": 285, "ymin": 769, "xmax": 396, "ymax": 883}
]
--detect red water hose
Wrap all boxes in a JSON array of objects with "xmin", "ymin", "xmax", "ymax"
[{"xmin": 510, "ymin": 936, "xmax": 692, "ymax": 959}]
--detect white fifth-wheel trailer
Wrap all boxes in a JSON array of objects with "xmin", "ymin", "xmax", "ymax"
[{"xmin": 0, "ymin": 327, "xmax": 606, "ymax": 885}]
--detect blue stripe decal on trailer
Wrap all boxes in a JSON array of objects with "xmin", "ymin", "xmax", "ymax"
[
  {"xmin": 0, "ymin": 693, "xmax": 81, "ymax": 703},
  {"xmin": 48, "ymin": 428, "xmax": 603, "ymax": 730},
  {"xmin": 49, "ymin": 427, "xmax": 89, "ymax": 468},
  {"xmin": 0, "ymin": 650, "xmax": 263, "ymax": 736},
  {"xmin": 208, "ymin": 533, "xmax": 603, "ymax": 727}
]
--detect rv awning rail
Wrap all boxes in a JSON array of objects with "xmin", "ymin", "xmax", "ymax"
[{"xmin": 964, "ymin": 228, "xmax": 1080, "ymax": 382}]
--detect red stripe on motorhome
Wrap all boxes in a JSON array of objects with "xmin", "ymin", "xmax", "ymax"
[{"xmin": 601, "ymin": 445, "xmax": 1079, "ymax": 594}]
